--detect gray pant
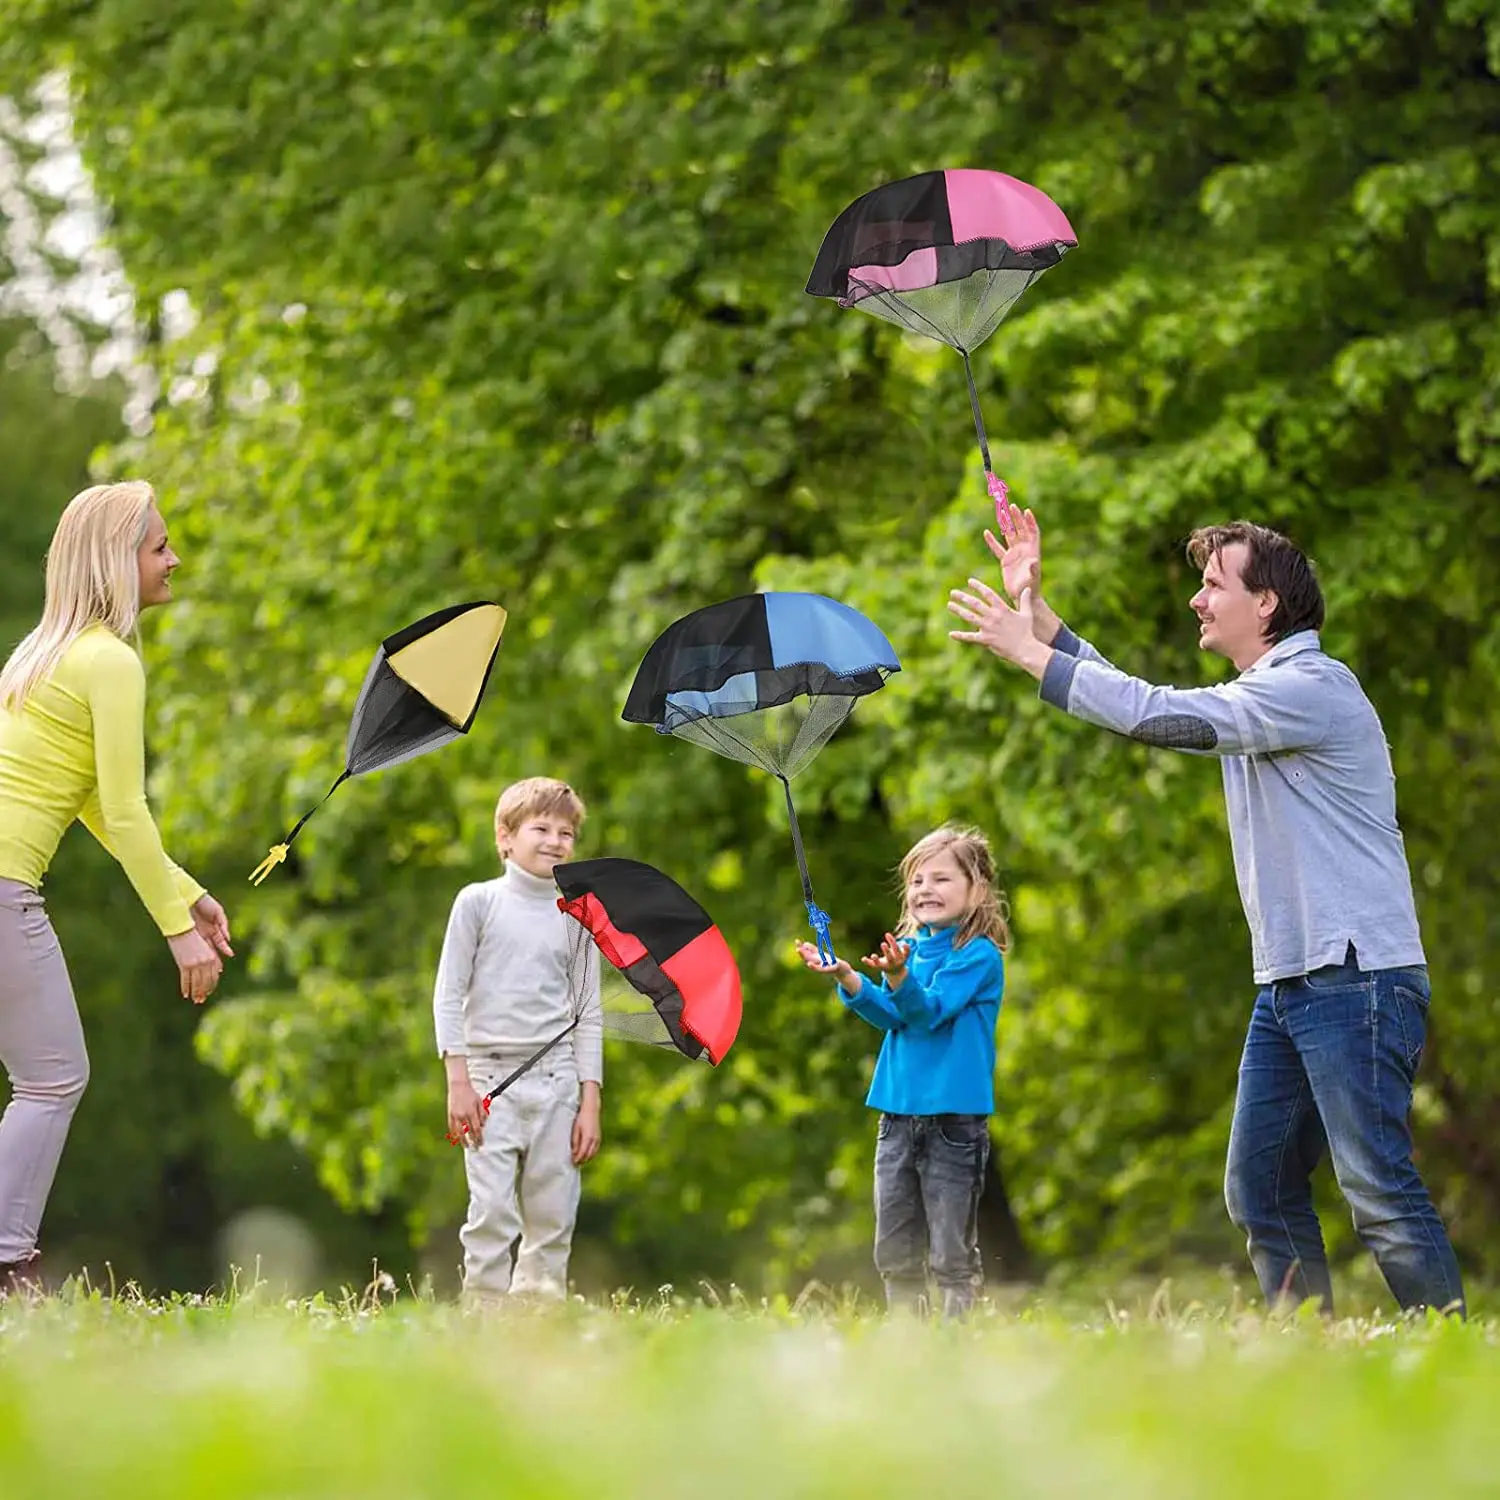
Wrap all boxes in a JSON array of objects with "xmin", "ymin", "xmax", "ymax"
[
  {"xmin": 459, "ymin": 1047, "xmax": 581, "ymax": 1301},
  {"xmin": 873, "ymin": 1111, "xmax": 989, "ymax": 1319},
  {"xmin": 0, "ymin": 879, "xmax": 90, "ymax": 1265}
]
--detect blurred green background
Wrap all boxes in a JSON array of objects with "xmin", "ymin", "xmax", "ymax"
[{"xmin": 0, "ymin": 0, "xmax": 1496, "ymax": 1306}]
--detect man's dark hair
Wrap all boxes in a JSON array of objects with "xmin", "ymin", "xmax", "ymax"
[{"xmin": 1186, "ymin": 521, "xmax": 1325, "ymax": 643}]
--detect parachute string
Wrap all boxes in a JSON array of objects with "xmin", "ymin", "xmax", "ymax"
[
  {"xmin": 284, "ymin": 768, "xmax": 353, "ymax": 847},
  {"xmin": 780, "ymin": 773, "xmax": 815, "ymax": 907},
  {"xmin": 479, "ymin": 1017, "xmax": 581, "ymax": 1109},
  {"xmin": 780, "ymin": 773, "xmax": 835, "ymax": 964},
  {"xmin": 664, "ymin": 701, "xmax": 865, "ymax": 967},
  {"xmin": 664, "ymin": 694, "xmax": 862, "ymax": 782},
  {"xmin": 666, "ymin": 713, "xmax": 776, "ymax": 776},
  {"xmin": 249, "ymin": 768, "xmax": 352, "ymax": 884},
  {"xmin": 846, "ymin": 280, "xmax": 953, "ymax": 343},
  {"xmin": 843, "ymin": 265, "xmax": 1048, "ymax": 496},
  {"xmin": 445, "ymin": 1009, "xmax": 585, "ymax": 1142},
  {"xmin": 962, "ymin": 348, "xmax": 993, "ymax": 476},
  {"xmin": 843, "ymin": 267, "xmax": 1039, "ymax": 351}
]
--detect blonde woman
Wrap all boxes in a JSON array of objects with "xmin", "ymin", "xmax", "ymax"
[{"xmin": 0, "ymin": 481, "xmax": 233, "ymax": 1293}]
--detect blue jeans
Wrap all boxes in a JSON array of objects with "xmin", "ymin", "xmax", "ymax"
[
  {"xmin": 873, "ymin": 1111, "xmax": 988, "ymax": 1318},
  {"xmin": 1224, "ymin": 948, "xmax": 1465, "ymax": 1318}
]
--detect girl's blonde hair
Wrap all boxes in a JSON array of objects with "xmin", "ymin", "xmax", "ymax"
[
  {"xmin": 494, "ymin": 776, "xmax": 588, "ymax": 847},
  {"xmin": 894, "ymin": 823, "xmax": 1011, "ymax": 952},
  {"xmin": 0, "ymin": 480, "xmax": 156, "ymax": 712}
]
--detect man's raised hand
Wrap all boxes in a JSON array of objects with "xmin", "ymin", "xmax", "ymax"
[{"xmin": 988, "ymin": 501, "xmax": 1042, "ymax": 605}]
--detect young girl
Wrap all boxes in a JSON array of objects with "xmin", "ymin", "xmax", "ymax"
[{"xmin": 797, "ymin": 824, "xmax": 1008, "ymax": 1319}]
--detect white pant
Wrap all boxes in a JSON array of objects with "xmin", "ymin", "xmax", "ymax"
[{"xmin": 460, "ymin": 1049, "xmax": 580, "ymax": 1299}]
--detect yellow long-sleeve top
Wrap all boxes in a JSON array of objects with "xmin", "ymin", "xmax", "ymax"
[{"xmin": 0, "ymin": 624, "xmax": 203, "ymax": 935}]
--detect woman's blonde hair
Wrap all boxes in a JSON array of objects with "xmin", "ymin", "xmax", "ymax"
[
  {"xmin": 0, "ymin": 481, "xmax": 157, "ymax": 712},
  {"xmin": 894, "ymin": 823, "xmax": 1011, "ymax": 952}
]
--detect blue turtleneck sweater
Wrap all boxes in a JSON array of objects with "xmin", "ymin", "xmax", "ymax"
[{"xmin": 839, "ymin": 924, "xmax": 1005, "ymax": 1116}]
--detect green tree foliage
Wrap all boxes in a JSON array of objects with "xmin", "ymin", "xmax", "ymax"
[{"xmin": 2, "ymin": 0, "xmax": 1496, "ymax": 1294}]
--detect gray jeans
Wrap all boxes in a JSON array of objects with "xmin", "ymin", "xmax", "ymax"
[
  {"xmin": 0, "ymin": 879, "xmax": 90, "ymax": 1265},
  {"xmin": 873, "ymin": 1111, "xmax": 989, "ymax": 1318}
]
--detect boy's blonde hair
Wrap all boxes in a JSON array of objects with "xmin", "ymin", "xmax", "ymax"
[
  {"xmin": 494, "ymin": 776, "xmax": 587, "ymax": 848},
  {"xmin": 894, "ymin": 823, "xmax": 1011, "ymax": 952},
  {"xmin": 0, "ymin": 480, "xmax": 156, "ymax": 712}
]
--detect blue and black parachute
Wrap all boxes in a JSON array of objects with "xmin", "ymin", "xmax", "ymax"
[{"xmin": 623, "ymin": 592, "xmax": 900, "ymax": 962}]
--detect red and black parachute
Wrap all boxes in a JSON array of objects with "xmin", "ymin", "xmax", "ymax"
[
  {"xmin": 556, "ymin": 857, "xmax": 741, "ymax": 1065},
  {"xmin": 447, "ymin": 856, "xmax": 741, "ymax": 1143}
]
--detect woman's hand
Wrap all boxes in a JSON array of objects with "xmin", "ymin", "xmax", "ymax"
[
  {"xmin": 860, "ymin": 933, "xmax": 912, "ymax": 989},
  {"xmin": 795, "ymin": 940, "xmax": 860, "ymax": 996},
  {"xmin": 191, "ymin": 893, "xmax": 234, "ymax": 958},
  {"xmin": 166, "ymin": 927, "xmax": 223, "ymax": 1004}
]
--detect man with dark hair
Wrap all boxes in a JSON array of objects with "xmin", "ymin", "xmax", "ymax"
[{"xmin": 948, "ymin": 506, "xmax": 1464, "ymax": 1319}]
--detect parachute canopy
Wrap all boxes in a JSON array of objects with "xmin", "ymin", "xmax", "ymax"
[
  {"xmin": 621, "ymin": 591, "xmax": 899, "ymax": 780},
  {"xmin": 557, "ymin": 857, "xmax": 742, "ymax": 1065},
  {"xmin": 251, "ymin": 600, "xmax": 507, "ymax": 883}
]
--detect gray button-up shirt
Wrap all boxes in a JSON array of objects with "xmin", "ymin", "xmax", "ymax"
[{"xmin": 1039, "ymin": 625, "xmax": 1426, "ymax": 984}]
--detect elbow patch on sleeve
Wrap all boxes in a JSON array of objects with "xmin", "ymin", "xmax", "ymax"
[{"xmin": 1131, "ymin": 714, "xmax": 1219, "ymax": 750}]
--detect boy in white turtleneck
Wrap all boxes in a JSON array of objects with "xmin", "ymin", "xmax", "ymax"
[{"xmin": 433, "ymin": 777, "xmax": 603, "ymax": 1304}]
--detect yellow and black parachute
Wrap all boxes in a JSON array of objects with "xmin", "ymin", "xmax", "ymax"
[{"xmin": 250, "ymin": 601, "xmax": 506, "ymax": 884}]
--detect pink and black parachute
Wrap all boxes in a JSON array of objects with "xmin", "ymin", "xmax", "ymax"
[{"xmin": 807, "ymin": 168, "xmax": 1077, "ymax": 511}]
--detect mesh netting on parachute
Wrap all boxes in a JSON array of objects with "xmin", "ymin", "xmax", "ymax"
[{"xmin": 567, "ymin": 921, "xmax": 697, "ymax": 1054}]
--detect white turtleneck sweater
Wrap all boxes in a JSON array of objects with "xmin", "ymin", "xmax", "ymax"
[{"xmin": 431, "ymin": 862, "xmax": 603, "ymax": 1085}]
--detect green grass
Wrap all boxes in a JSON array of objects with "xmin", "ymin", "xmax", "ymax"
[{"xmin": 1, "ymin": 1273, "xmax": 1496, "ymax": 1498}]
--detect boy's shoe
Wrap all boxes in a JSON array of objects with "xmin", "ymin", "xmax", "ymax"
[
  {"xmin": 509, "ymin": 1278, "xmax": 568, "ymax": 1304},
  {"xmin": 460, "ymin": 1287, "xmax": 510, "ymax": 1316}
]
